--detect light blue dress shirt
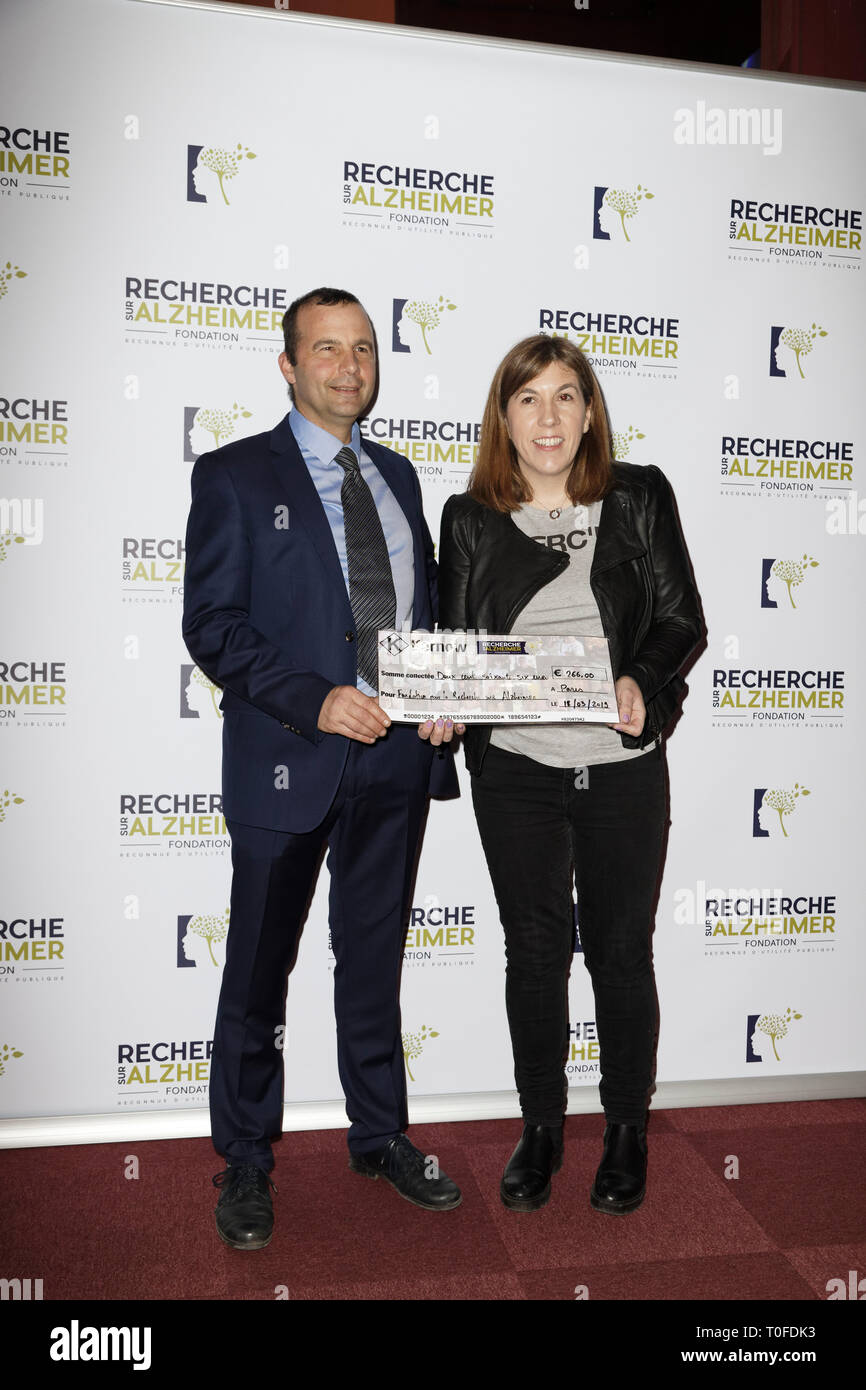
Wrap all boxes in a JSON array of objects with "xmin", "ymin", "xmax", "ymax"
[{"xmin": 289, "ymin": 408, "xmax": 414, "ymax": 696}]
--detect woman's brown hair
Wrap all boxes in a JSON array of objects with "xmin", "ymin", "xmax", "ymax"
[{"xmin": 468, "ymin": 334, "xmax": 614, "ymax": 512}]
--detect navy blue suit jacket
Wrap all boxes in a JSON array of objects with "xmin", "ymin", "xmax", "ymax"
[{"xmin": 183, "ymin": 412, "xmax": 458, "ymax": 833}]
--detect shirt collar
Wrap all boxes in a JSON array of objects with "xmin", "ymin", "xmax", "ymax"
[{"xmin": 289, "ymin": 408, "xmax": 361, "ymax": 466}]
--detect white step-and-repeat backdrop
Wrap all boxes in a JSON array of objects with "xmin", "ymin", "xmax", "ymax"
[{"xmin": 2, "ymin": 0, "xmax": 864, "ymax": 1135}]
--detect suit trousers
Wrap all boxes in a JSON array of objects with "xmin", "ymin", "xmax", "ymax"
[
  {"xmin": 470, "ymin": 741, "xmax": 668, "ymax": 1126},
  {"xmin": 210, "ymin": 724, "xmax": 433, "ymax": 1170}
]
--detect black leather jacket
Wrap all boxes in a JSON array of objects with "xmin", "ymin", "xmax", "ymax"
[{"xmin": 438, "ymin": 462, "xmax": 704, "ymax": 775}]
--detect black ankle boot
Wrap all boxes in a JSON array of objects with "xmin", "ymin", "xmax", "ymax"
[
  {"xmin": 590, "ymin": 1122, "xmax": 646, "ymax": 1215},
  {"xmin": 501, "ymin": 1123, "xmax": 563, "ymax": 1212}
]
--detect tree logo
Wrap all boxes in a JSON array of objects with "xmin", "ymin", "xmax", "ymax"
[
  {"xmin": 752, "ymin": 783, "xmax": 810, "ymax": 838},
  {"xmin": 0, "ymin": 788, "xmax": 24, "ymax": 823},
  {"xmin": 746, "ymin": 1007, "xmax": 802, "ymax": 1061},
  {"xmin": 401, "ymin": 1023, "xmax": 440, "ymax": 1081},
  {"xmin": 0, "ymin": 1042, "xmax": 23, "ymax": 1077},
  {"xmin": 770, "ymin": 323, "xmax": 827, "ymax": 379},
  {"xmin": 593, "ymin": 184, "xmax": 654, "ymax": 242},
  {"xmin": 181, "ymin": 665, "xmax": 223, "ymax": 720},
  {"xmin": 187, "ymin": 143, "xmax": 256, "ymax": 206},
  {"xmin": 392, "ymin": 296, "xmax": 457, "ymax": 354},
  {"xmin": 0, "ymin": 261, "xmax": 27, "ymax": 303},
  {"xmin": 611, "ymin": 425, "xmax": 646, "ymax": 460},
  {"xmin": 177, "ymin": 910, "xmax": 229, "ymax": 968},
  {"xmin": 0, "ymin": 531, "xmax": 26, "ymax": 570},
  {"xmin": 761, "ymin": 554, "xmax": 819, "ymax": 610},
  {"xmin": 184, "ymin": 403, "xmax": 252, "ymax": 461}
]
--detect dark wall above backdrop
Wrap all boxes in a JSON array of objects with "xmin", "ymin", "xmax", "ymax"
[
  {"xmin": 219, "ymin": 0, "xmax": 866, "ymax": 81},
  {"xmin": 396, "ymin": 0, "xmax": 762, "ymax": 70}
]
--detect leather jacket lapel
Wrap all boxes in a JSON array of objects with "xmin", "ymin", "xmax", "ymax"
[
  {"xmin": 479, "ymin": 511, "xmax": 567, "ymax": 632},
  {"xmin": 592, "ymin": 485, "xmax": 646, "ymax": 577}
]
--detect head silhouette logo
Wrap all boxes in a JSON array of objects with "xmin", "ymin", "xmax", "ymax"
[
  {"xmin": 752, "ymin": 783, "xmax": 811, "ymax": 838},
  {"xmin": 401, "ymin": 1024, "xmax": 439, "ymax": 1081},
  {"xmin": 611, "ymin": 425, "xmax": 646, "ymax": 460},
  {"xmin": 770, "ymin": 323, "xmax": 827, "ymax": 378},
  {"xmin": 0, "ymin": 261, "xmax": 27, "ymax": 303},
  {"xmin": 181, "ymin": 665, "xmax": 222, "ymax": 720},
  {"xmin": 184, "ymin": 403, "xmax": 252, "ymax": 461},
  {"xmin": 0, "ymin": 788, "xmax": 24, "ymax": 822},
  {"xmin": 177, "ymin": 910, "xmax": 229, "ymax": 967},
  {"xmin": 593, "ymin": 185, "xmax": 654, "ymax": 242},
  {"xmin": 392, "ymin": 296, "xmax": 457, "ymax": 354},
  {"xmin": 187, "ymin": 143, "xmax": 256, "ymax": 205},
  {"xmin": 0, "ymin": 1042, "xmax": 23, "ymax": 1076},
  {"xmin": 746, "ymin": 1007, "xmax": 802, "ymax": 1061}
]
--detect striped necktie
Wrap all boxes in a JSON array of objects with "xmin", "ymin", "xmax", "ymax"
[{"xmin": 334, "ymin": 446, "xmax": 396, "ymax": 691}]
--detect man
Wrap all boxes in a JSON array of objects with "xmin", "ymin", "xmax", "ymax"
[{"xmin": 183, "ymin": 287, "xmax": 461, "ymax": 1250}]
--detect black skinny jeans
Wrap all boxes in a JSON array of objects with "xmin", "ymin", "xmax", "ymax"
[{"xmin": 471, "ymin": 741, "xmax": 668, "ymax": 1127}]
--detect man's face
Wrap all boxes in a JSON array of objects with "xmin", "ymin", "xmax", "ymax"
[{"xmin": 279, "ymin": 300, "xmax": 376, "ymax": 441}]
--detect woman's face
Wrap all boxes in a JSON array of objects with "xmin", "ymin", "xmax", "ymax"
[{"xmin": 504, "ymin": 362, "xmax": 591, "ymax": 498}]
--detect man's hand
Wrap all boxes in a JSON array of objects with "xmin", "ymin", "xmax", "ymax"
[
  {"xmin": 418, "ymin": 719, "xmax": 465, "ymax": 746},
  {"xmin": 318, "ymin": 686, "xmax": 391, "ymax": 743},
  {"xmin": 609, "ymin": 675, "xmax": 646, "ymax": 737}
]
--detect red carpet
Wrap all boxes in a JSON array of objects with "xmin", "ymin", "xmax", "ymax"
[{"xmin": 3, "ymin": 1098, "xmax": 864, "ymax": 1304}]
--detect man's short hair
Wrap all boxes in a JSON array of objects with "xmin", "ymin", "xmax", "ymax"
[{"xmin": 281, "ymin": 287, "xmax": 362, "ymax": 362}]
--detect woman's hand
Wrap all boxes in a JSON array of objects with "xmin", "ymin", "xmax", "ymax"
[
  {"xmin": 418, "ymin": 719, "xmax": 465, "ymax": 745},
  {"xmin": 610, "ymin": 676, "xmax": 646, "ymax": 737}
]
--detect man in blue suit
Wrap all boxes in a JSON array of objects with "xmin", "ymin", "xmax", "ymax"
[{"xmin": 183, "ymin": 287, "xmax": 461, "ymax": 1249}]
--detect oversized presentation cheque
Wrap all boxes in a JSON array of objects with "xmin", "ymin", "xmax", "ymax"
[{"xmin": 377, "ymin": 629, "xmax": 619, "ymax": 724}]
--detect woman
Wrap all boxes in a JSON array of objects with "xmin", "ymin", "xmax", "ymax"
[{"xmin": 433, "ymin": 334, "xmax": 703, "ymax": 1214}]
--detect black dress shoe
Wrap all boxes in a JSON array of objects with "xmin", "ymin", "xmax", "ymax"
[
  {"xmin": 501, "ymin": 1123, "xmax": 563, "ymax": 1212},
  {"xmin": 349, "ymin": 1134, "xmax": 462, "ymax": 1211},
  {"xmin": 212, "ymin": 1163, "xmax": 276, "ymax": 1249},
  {"xmin": 590, "ymin": 1123, "xmax": 646, "ymax": 1215}
]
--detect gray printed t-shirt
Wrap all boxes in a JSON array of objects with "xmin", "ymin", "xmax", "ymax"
[{"xmin": 490, "ymin": 501, "xmax": 654, "ymax": 768}]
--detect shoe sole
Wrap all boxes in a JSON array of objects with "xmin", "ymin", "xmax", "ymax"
[
  {"xmin": 589, "ymin": 1184, "xmax": 645, "ymax": 1215},
  {"xmin": 349, "ymin": 1158, "xmax": 462, "ymax": 1211},
  {"xmin": 215, "ymin": 1225, "xmax": 274, "ymax": 1250}
]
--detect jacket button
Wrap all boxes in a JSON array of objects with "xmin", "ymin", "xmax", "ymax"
[{"xmin": 345, "ymin": 630, "xmax": 354, "ymax": 642}]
